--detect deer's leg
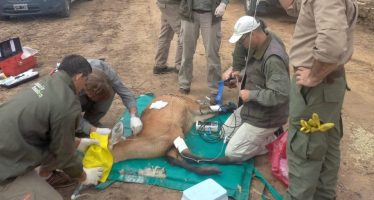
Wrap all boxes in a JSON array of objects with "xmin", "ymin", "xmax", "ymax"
[
  {"xmin": 112, "ymin": 135, "xmax": 173, "ymax": 162},
  {"xmin": 165, "ymin": 148, "xmax": 221, "ymax": 175}
]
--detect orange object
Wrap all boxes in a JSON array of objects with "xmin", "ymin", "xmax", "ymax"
[{"xmin": 0, "ymin": 53, "xmax": 37, "ymax": 76}]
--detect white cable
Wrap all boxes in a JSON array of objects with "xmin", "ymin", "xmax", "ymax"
[{"xmin": 180, "ymin": 141, "xmax": 226, "ymax": 163}]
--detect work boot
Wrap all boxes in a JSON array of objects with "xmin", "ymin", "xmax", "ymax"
[
  {"xmin": 178, "ymin": 88, "xmax": 190, "ymax": 95},
  {"xmin": 153, "ymin": 66, "xmax": 178, "ymax": 74},
  {"xmin": 46, "ymin": 170, "xmax": 78, "ymax": 199}
]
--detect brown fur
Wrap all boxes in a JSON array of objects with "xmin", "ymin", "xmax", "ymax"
[{"xmin": 111, "ymin": 94, "xmax": 221, "ymax": 175}]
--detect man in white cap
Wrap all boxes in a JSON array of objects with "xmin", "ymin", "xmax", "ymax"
[{"xmin": 219, "ymin": 16, "xmax": 290, "ymax": 162}]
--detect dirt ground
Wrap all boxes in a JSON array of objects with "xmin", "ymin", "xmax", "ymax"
[{"xmin": 1, "ymin": 0, "xmax": 374, "ymax": 199}]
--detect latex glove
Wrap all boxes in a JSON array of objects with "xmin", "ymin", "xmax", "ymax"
[
  {"xmin": 300, "ymin": 113, "xmax": 335, "ymax": 133},
  {"xmin": 77, "ymin": 138, "xmax": 99, "ymax": 152},
  {"xmin": 82, "ymin": 167, "xmax": 103, "ymax": 186},
  {"xmin": 215, "ymin": 3, "xmax": 227, "ymax": 17},
  {"xmin": 130, "ymin": 116, "xmax": 143, "ymax": 135},
  {"xmin": 96, "ymin": 128, "xmax": 111, "ymax": 135}
]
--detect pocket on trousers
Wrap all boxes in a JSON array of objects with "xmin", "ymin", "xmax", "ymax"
[
  {"xmin": 323, "ymin": 83, "xmax": 342, "ymax": 103},
  {"xmin": 306, "ymin": 133, "xmax": 328, "ymax": 161},
  {"xmin": 289, "ymin": 129, "xmax": 328, "ymax": 162},
  {"xmin": 289, "ymin": 129, "xmax": 309, "ymax": 160}
]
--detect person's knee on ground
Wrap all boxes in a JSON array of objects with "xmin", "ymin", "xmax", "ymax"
[{"xmin": 225, "ymin": 144, "xmax": 268, "ymax": 162}]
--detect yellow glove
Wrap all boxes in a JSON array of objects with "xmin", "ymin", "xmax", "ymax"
[{"xmin": 299, "ymin": 113, "xmax": 335, "ymax": 133}]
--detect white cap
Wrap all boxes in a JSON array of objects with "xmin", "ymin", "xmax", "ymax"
[{"xmin": 229, "ymin": 16, "xmax": 260, "ymax": 43}]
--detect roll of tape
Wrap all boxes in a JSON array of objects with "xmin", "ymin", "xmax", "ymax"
[{"xmin": 173, "ymin": 136, "xmax": 188, "ymax": 153}]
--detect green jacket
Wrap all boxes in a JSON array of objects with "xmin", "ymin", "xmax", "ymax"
[
  {"xmin": 0, "ymin": 71, "xmax": 83, "ymax": 182},
  {"xmin": 240, "ymin": 35, "xmax": 290, "ymax": 128},
  {"xmin": 179, "ymin": 0, "xmax": 229, "ymax": 24}
]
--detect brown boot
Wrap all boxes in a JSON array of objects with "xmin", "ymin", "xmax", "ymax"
[
  {"xmin": 178, "ymin": 88, "xmax": 190, "ymax": 95},
  {"xmin": 46, "ymin": 170, "xmax": 79, "ymax": 199},
  {"xmin": 153, "ymin": 66, "xmax": 178, "ymax": 74}
]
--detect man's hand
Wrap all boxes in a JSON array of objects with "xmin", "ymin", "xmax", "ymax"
[
  {"xmin": 295, "ymin": 67, "xmax": 322, "ymax": 87},
  {"xmin": 215, "ymin": 3, "xmax": 226, "ymax": 17},
  {"xmin": 223, "ymin": 67, "xmax": 238, "ymax": 88},
  {"xmin": 222, "ymin": 67, "xmax": 233, "ymax": 80},
  {"xmin": 223, "ymin": 70, "xmax": 242, "ymax": 88},
  {"xmin": 231, "ymin": 71, "xmax": 241, "ymax": 79},
  {"xmin": 81, "ymin": 167, "xmax": 103, "ymax": 186},
  {"xmin": 130, "ymin": 116, "xmax": 143, "ymax": 135},
  {"xmin": 239, "ymin": 89, "xmax": 251, "ymax": 102},
  {"xmin": 77, "ymin": 138, "xmax": 99, "ymax": 153}
]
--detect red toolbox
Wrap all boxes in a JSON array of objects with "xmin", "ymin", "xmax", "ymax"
[
  {"xmin": 0, "ymin": 52, "xmax": 37, "ymax": 76},
  {"xmin": 0, "ymin": 37, "xmax": 38, "ymax": 77}
]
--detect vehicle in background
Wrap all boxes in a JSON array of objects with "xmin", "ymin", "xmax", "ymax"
[
  {"xmin": 245, "ymin": 0, "xmax": 300, "ymax": 17},
  {"xmin": 0, "ymin": 0, "xmax": 90, "ymax": 19}
]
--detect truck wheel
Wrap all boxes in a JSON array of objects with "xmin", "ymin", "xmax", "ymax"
[
  {"xmin": 245, "ymin": 0, "xmax": 258, "ymax": 16},
  {"xmin": 59, "ymin": 0, "xmax": 71, "ymax": 18},
  {"xmin": 0, "ymin": 15, "xmax": 10, "ymax": 20}
]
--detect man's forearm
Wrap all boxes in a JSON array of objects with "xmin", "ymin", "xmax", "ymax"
[{"xmin": 309, "ymin": 59, "xmax": 338, "ymax": 83}]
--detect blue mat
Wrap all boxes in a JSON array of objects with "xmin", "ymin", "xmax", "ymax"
[{"xmin": 98, "ymin": 93, "xmax": 282, "ymax": 200}]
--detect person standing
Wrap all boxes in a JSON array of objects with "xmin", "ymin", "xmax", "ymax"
[
  {"xmin": 178, "ymin": 0, "xmax": 228, "ymax": 104},
  {"xmin": 153, "ymin": 0, "xmax": 182, "ymax": 74},
  {"xmin": 0, "ymin": 55, "xmax": 103, "ymax": 200},
  {"xmin": 284, "ymin": 0, "xmax": 358, "ymax": 199}
]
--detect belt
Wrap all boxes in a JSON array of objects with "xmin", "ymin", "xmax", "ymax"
[
  {"xmin": 293, "ymin": 65, "xmax": 345, "ymax": 84},
  {"xmin": 325, "ymin": 65, "xmax": 345, "ymax": 84},
  {"xmin": 192, "ymin": 9, "xmax": 211, "ymax": 14}
]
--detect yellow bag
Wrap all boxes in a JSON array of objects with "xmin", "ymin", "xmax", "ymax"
[{"xmin": 82, "ymin": 132, "xmax": 113, "ymax": 183}]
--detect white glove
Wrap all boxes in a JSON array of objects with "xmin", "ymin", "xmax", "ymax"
[
  {"xmin": 77, "ymin": 138, "xmax": 99, "ymax": 152},
  {"xmin": 130, "ymin": 116, "xmax": 143, "ymax": 135},
  {"xmin": 82, "ymin": 167, "xmax": 103, "ymax": 186},
  {"xmin": 215, "ymin": 3, "xmax": 226, "ymax": 17},
  {"xmin": 96, "ymin": 128, "xmax": 111, "ymax": 135}
]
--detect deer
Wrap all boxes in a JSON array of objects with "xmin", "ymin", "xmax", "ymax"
[{"xmin": 109, "ymin": 94, "xmax": 235, "ymax": 175}]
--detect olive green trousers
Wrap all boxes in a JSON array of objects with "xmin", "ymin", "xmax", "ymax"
[{"xmin": 284, "ymin": 75, "xmax": 346, "ymax": 200}]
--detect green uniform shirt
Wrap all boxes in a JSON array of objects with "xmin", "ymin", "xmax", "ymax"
[{"xmin": 0, "ymin": 71, "xmax": 83, "ymax": 182}]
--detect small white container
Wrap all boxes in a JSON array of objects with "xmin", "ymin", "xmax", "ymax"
[{"xmin": 182, "ymin": 178, "xmax": 228, "ymax": 200}]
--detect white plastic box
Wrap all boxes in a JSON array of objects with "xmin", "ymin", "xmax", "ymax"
[{"xmin": 182, "ymin": 178, "xmax": 228, "ymax": 200}]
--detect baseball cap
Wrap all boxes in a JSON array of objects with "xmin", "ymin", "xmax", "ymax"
[{"xmin": 229, "ymin": 16, "xmax": 260, "ymax": 43}]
